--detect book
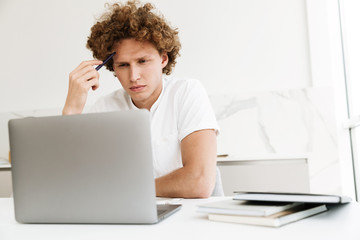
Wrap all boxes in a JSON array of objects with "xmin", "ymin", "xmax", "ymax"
[
  {"xmin": 198, "ymin": 199, "xmax": 302, "ymax": 216},
  {"xmin": 233, "ymin": 191, "xmax": 352, "ymax": 204},
  {"xmin": 156, "ymin": 197, "xmax": 183, "ymax": 205},
  {"xmin": 208, "ymin": 204, "xmax": 327, "ymax": 227}
]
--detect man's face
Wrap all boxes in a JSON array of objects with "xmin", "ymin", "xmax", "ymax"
[{"xmin": 112, "ymin": 39, "xmax": 168, "ymax": 110}]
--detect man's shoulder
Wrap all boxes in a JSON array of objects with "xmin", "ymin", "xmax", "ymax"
[
  {"xmin": 164, "ymin": 77, "xmax": 203, "ymax": 93},
  {"xmin": 164, "ymin": 76, "xmax": 201, "ymax": 86},
  {"xmin": 161, "ymin": 76, "xmax": 209, "ymax": 109}
]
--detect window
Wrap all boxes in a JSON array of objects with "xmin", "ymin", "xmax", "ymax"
[{"xmin": 339, "ymin": 0, "xmax": 360, "ymax": 201}]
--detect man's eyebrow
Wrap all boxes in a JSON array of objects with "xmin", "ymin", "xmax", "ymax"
[
  {"xmin": 113, "ymin": 60, "xmax": 128, "ymax": 64},
  {"xmin": 136, "ymin": 55, "xmax": 152, "ymax": 60},
  {"xmin": 114, "ymin": 55, "xmax": 152, "ymax": 64}
]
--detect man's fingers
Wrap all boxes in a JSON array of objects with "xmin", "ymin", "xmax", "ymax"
[
  {"xmin": 71, "ymin": 65, "xmax": 99, "ymax": 83},
  {"xmin": 86, "ymin": 78, "xmax": 100, "ymax": 91},
  {"xmin": 70, "ymin": 60, "xmax": 103, "ymax": 77},
  {"xmin": 76, "ymin": 60, "xmax": 103, "ymax": 71},
  {"xmin": 78, "ymin": 70, "xmax": 99, "ymax": 86}
]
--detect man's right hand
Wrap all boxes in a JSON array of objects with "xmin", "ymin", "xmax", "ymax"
[{"xmin": 62, "ymin": 60, "xmax": 103, "ymax": 115}]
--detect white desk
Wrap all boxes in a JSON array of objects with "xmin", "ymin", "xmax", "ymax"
[{"xmin": 1, "ymin": 197, "xmax": 359, "ymax": 240}]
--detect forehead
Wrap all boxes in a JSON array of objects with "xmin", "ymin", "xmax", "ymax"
[{"xmin": 112, "ymin": 39, "xmax": 159, "ymax": 60}]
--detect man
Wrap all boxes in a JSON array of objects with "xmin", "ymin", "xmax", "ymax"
[{"xmin": 63, "ymin": 1, "xmax": 220, "ymax": 198}]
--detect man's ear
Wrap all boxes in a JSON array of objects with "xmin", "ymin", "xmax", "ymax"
[{"xmin": 161, "ymin": 52, "xmax": 169, "ymax": 68}]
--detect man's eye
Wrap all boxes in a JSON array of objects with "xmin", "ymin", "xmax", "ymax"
[
  {"xmin": 139, "ymin": 59, "xmax": 147, "ymax": 64},
  {"xmin": 118, "ymin": 64, "xmax": 127, "ymax": 67}
]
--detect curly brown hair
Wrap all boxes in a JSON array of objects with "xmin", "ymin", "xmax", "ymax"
[{"xmin": 86, "ymin": 0, "xmax": 181, "ymax": 75}]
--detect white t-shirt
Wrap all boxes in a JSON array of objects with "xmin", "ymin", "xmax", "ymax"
[{"xmin": 89, "ymin": 77, "xmax": 219, "ymax": 178}]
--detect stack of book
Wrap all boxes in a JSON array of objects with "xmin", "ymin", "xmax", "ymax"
[{"xmin": 198, "ymin": 192, "xmax": 351, "ymax": 227}]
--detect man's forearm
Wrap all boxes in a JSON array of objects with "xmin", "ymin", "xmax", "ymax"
[
  {"xmin": 156, "ymin": 129, "xmax": 217, "ymax": 198},
  {"xmin": 155, "ymin": 165, "xmax": 215, "ymax": 198}
]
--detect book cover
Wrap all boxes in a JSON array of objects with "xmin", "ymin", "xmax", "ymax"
[
  {"xmin": 208, "ymin": 204, "xmax": 327, "ymax": 227},
  {"xmin": 198, "ymin": 199, "xmax": 302, "ymax": 216},
  {"xmin": 233, "ymin": 191, "xmax": 352, "ymax": 204}
]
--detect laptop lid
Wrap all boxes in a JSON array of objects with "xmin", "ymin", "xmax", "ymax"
[{"xmin": 9, "ymin": 110, "xmax": 176, "ymax": 224}]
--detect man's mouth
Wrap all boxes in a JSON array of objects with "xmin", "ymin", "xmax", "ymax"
[{"xmin": 130, "ymin": 85, "xmax": 146, "ymax": 92}]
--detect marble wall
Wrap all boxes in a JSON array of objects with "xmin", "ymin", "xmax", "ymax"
[
  {"xmin": 0, "ymin": 87, "xmax": 341, "ymax": 194},
  {"xmin": 210, "ymin": 87, "xmax": 340, "ymax": 194}
]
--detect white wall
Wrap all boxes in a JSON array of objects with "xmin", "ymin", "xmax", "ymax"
[
  {"xmin": 0, "ymin": 0, "xmax": 311, "ymax": 112},
  {"xmin": 340, "ymin": 0, "xmax": 360, "ymax": 200},
  {"xmin": 1, "ymin": 0, "xmax": 353, "ymax": 195}
]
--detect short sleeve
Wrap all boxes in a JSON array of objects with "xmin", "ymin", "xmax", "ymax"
[{"xmin": 176, "ymin": 79, "xmax": 219, "ymax": 141}]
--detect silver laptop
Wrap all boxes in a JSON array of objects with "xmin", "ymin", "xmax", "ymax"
[{"xmin": 8, "ymin": 110, "xmax": 181, "ymax": 224}]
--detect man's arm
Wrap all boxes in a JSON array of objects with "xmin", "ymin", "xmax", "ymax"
[
  {"xmin": 155, "ymin": 129, "xmax": 217, "ymax": 198},
  {"xmin": 62, "ymin": 60, "xmax": 102, "ymax": 115}
]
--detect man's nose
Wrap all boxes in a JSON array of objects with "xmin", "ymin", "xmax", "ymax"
[{"xmin": 129, "ymin": 66, "xmax": 140, "ymax": 82}]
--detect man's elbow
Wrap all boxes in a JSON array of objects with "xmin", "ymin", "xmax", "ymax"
[{"xmin": 187, "ymin": 174, "xmax": 215, "ymax": 198}]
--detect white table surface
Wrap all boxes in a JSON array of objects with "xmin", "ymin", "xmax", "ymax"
[{"xmin": 1, "ymin": 197, "xmax": 359, "ymax": 240}]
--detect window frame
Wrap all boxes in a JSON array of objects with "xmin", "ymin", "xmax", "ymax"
[
  {"xmin": 338, "ymin": 0, "xmax": 360, "ymax": 201},
  {"xmin": 306, "ymin": 0, "xmax": 357, "ymax": 200}
]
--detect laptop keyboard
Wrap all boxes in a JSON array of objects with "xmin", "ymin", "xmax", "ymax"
[{"xmin": 157, "ymin": 209, "xmax": 167, "ymax": 216}]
